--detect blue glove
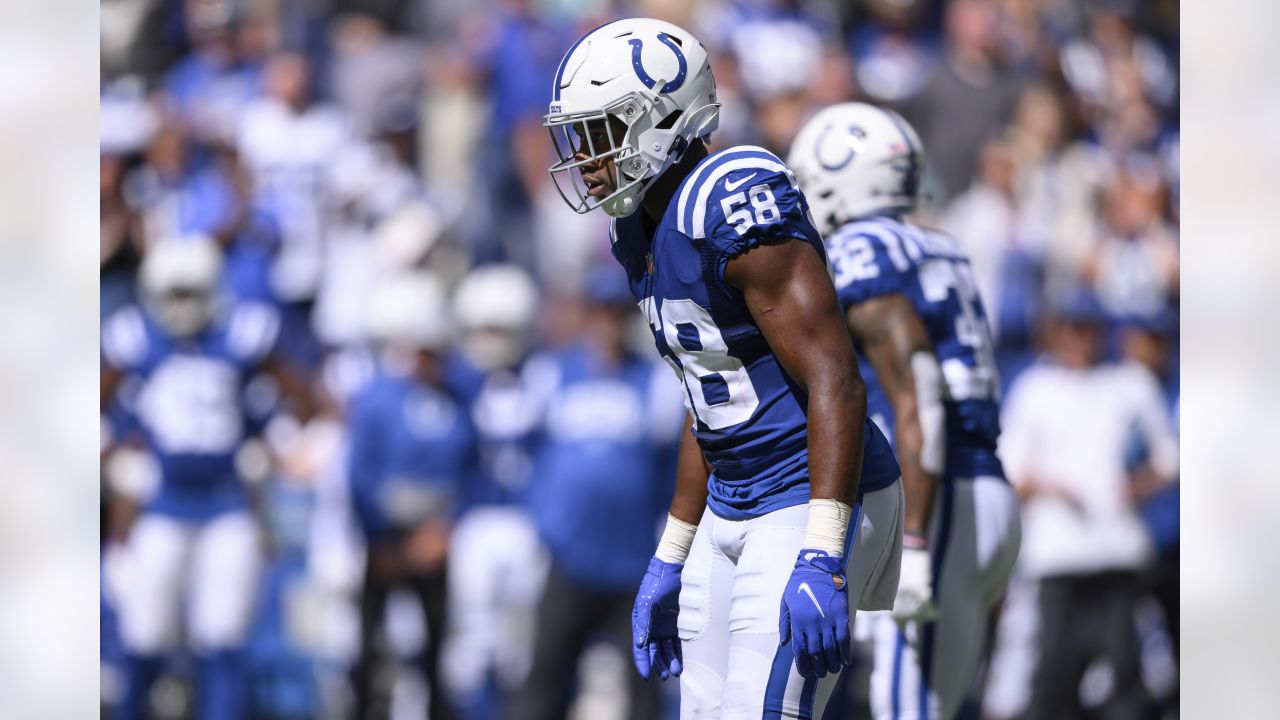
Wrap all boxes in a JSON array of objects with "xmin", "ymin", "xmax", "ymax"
[
  {"xmin": 778, "ymin": 549, "xmax": 852, "ymax": 679},
  {"xmin": 632, "ymin": 556, "xmax": 683, "ymax": 681}
]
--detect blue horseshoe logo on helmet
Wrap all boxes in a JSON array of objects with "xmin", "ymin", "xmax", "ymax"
[
  {"xmin": 628, "ymin": 33, "xmax": 687, "ymax": 94},
  {"xmin": 815, "ymin": 123, "xmax": 867, "ymax": 171}
]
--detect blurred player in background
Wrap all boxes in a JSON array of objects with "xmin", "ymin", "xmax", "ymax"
[
  {"xmin": 100, "ymin": 237, "xmax": 311, "ymax": 720},
  {"xmin": 441, "ymin": 264, "xmax": 552, "ymax": 719},
  {"xmin": 511, "ymin": 266, "xmax": 685, "ymax": 720},
  {"xmin": 345, "ymin": 272, "xmax": 472, "ymax": 720},
  {"xmin": 545, "ymin": 18, "xmax": 903, "ymax": 718},
  {"xmin": 788, "ymin": 102, "xmax": 1022, "ymax": 720}
]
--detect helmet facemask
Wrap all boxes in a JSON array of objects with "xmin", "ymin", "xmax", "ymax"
[
  {"xmin": 146, "ymin": 285, "xmax": 220, "ymax": 337},
  {"xmin": 546, "ymin": 90, "xmax": 699, "ymax": 218},
  {"xmin": 547, "ymin": 92, "xmax": 650, "ymax": 218}
]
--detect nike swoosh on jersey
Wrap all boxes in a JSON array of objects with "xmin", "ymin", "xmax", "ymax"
[
  {"xmin": 797, "ymin": 582, "xmax": 825, "ymax": 617},
  {"xmin": 723, "ymin": 172, "xmax": 759, "ymax": 193}
]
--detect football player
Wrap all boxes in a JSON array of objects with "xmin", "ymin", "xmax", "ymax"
[
  {"xmin": 511, "ymin": 266, "xmax": 686, "ymax": 720},
  {"xmin": 346, "ymin": 272, "xmax": 473, "ymax": 720},
  {"xmin": 544, "ymin": 18, "xmax": 904, "ymax": 719},
  {"xmin": 100, "ymin": 237, "xmax": 312, "ymax": 720},
  {"xmin": 788, "ymin": 103, "xmax": 1023, "ymax": 720},
  {"xmin": 440, "ymin": 264, "xmax": 552, "ymax": 719}
]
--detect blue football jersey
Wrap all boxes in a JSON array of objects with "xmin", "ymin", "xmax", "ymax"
[
  {"xmin": 101, "ymin": 301, "xmax": 282, "ymax": 519},
  {"xmin": 531, "ymin": 344, "xmax": 682, "ymax": 591},
  {"xmin": 825, "ymin": 215, "xmax": 1004, "ymax": 479},
  {"xmin": 450, "ymin": 355, "xmax": 557, "ymax": 510},
  {"xmin": 611, "ymin": 146, "xmax": 901, "ymax": 520},
  {"xmin": 346, "ymin": 369, "xmax": 475, "ymax": 539}
]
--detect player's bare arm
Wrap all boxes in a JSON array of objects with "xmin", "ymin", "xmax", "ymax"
[
  {"xmin": 845, "ymin": 294, "xmax": 940, "ymax": 536},
  {"xmin": 669, "ymin": 413, "xmax": 711, "ymax": 525},
  {"xmin": 262, "ymin": 354, "xmax": 316, "ymax": 423},
  {"xmin": 101, "ymin": 365, "xmax": 123, "ymax": 413},
  {"xmin": 725, "ymin": 238, "xmax": 866, "ymax": 506}
]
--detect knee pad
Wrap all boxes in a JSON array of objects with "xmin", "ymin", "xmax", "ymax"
[{"xmin": 678, "ymin": 661, "xmax": 724, "ymax": 720}]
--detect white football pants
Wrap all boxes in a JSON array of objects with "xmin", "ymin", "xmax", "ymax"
[
  {"xmin": 678, "ymin": 480, "xmax": 904, "ymax": 720},
  {"xmin": 869, "ymin": 476, "xmax": 1022, "ymax": 720},
  {"xmin": 441, "ymin": 506, "xmax": 549, "ymax": 697},
  {"xmin": 115, "ymin": 511, "xmax": 262, "ymax": 655}
]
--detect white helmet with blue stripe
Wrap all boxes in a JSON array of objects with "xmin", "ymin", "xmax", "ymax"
[
  {"xmin": 786, "ymin": 102, "xmax": 925, "ymax": 236},
  {"xmin": 545, "ymin": 17, "xmax": 719, "ymax": 218}
]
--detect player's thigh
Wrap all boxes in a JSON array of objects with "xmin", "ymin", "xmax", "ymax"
[
  {"xmin": 188, "ymin": 511, "xmax": 262, "ymax": 651},
  {"xmin": 851, "ymin": 479, "xmax": 905, "ymax": 612},
  {"xmin": 722, "ymin": 504, "xmax": 839, "ymax": 720},
  {"xmin": 678, "ymin": 509, "xmax": 738, "ymax": 720},
  {"xmin": 444, "ymin": 508, "xmax": 547, "ymax": 675},
  {"xmin": 118, "ymin": 512, "xmax": 191, "ymax": 654},
  {"xmin": 970, "ymin": 477, "xmax": 1022, "ymax": 606}
]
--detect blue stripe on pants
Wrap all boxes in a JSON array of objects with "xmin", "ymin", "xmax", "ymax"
[
  {"xmin": 891, "ymin": 631, "xmax": 905, "ymax": 720},
  {"xmin": 765, "ymin": 496, "xmax": 865, "ymax": 719}
]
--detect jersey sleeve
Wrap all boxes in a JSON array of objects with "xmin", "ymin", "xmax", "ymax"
[
  {"xmin": 345, "ymin": 382, "xmax": 389, "ymax": 537},
  {"xmin": 684, "ymin": 149, "xmax": 825, "ymax": 281},
  {"xmin": 101, "ymin": 305, "xmax": 149, "ymax": 372},
  {"xmin": 825, "ymin": 222, "xmax": 917, "ymax": 308}
]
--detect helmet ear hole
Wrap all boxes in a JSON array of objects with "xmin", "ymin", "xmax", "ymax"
[{"xmin": 656, "ymin": 110, "xmax": 683, "ymax": 130}]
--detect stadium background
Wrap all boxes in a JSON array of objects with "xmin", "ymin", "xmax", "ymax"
[{"xmin": 99, "ymin": 0, "xmax": 1179, "ymax": 717}]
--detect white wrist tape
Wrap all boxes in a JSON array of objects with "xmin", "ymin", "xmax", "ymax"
[
  {"xmin": 804, "ymin": 499, "xmax": 853, "ymax": 556},
  {"xmin": 911, "ymin": 352, "xmax": 946, "ymax": 476},
  {"xmin": 655, "ymin": 514, "xmax": 698, "ymax": 564}
]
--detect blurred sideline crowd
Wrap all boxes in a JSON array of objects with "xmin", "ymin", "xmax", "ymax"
[{"xmin": 100, "ymin": 0, "xmax": 1179, "ymax": 718}]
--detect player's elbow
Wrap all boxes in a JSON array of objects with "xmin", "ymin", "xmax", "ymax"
[{"xmin": 811, "ymin": 362, "xmax": 866, "ymax": 414}]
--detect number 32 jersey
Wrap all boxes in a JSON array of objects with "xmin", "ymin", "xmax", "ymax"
[
  {"xmin": 826, "ymin": 216, "xmax": 1005, "ymax": 480},
  {"xmin": 611, "ymin": 146, "xmax": 900, "ymax": 520}
]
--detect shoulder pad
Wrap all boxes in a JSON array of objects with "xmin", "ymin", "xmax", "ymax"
[
  {"xmin": 226, "ymin": 302, "xmax": 282, "ymax": 364},
  {"xmin": 825, "ymin": 218, "xmax": 919, "ymax": 305},
  {"xmin": 676, "ymin": 146, "xmax": 801, "ymax": 241},
  {"xmin": 101, "ymin": 305, "xmax": 149, "ymax": 370}
]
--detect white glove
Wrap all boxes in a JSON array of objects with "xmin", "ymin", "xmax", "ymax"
[{"xmin": 891, "ymin": 547, "xmax": 937, "ymax": 623}]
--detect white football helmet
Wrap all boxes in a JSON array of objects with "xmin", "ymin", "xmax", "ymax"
[
  {"xmin": 544, "ymin": 17, "xmax": 719, "ymax": 218},
  {"xmin": 786, "ymin": 102, "xmax": 925, "ymax": 236},
  {"xmin": 140, "ymin": 236, "xmax": 223, "ymax": 336},
  {"xmin": 366, "ymin": 271, "xmax": 452, "ymax": 351},
  {"xmin": 453, "ymin": 264, "xmax": 539, "ymax": 372}
]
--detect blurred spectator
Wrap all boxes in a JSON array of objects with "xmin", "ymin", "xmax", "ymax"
[
  {"xmin": 997, "ymin": 287, "xmax": 1177, "ymax": 719},
  {"xmin": 848, "ymin": 0, "xmax": 938, "ymax": 104},
  {"xmin": 100, "ymin": 61, "xmax": 157, "ymax": 157},
  {"xmin": 442, "ymin": 265, "xmax": 551, "ymax": 719},
  {"xmin": 313, "ymin": 98, "xmax": 437, "ymax": 347},
  {"xmin": 723, "ymin": 2, "xmax": 826, "ymax": 102},
  {"xmin": 512, "ymin": 267, "xmax": 683, "ymax": 720},
  {"xmin": 327, "ymin": 13, "xmax": 424, "ymax": 140},
  {"xmin": 462, "ymin": 1, "xmax": 575, "ymax": 263},
  {"xmin": 346, "ymin": 273, "xmax": 471, "ymax": 720},
  {"xmin": 906, "ymin": 0, "xmax": 1025, "ymax": 202},
  {"xmin": 101, "ymin": 153, "xmax": 144, "ymax": 318},
  {"xmin": 940, "ymin": 135, "xmax": 1023, "ymax": 338},
  {"xmin": 1059, "ymin": 1, "xmax": 1177, "ymax": 116},
  {"xmin": 160, "ymin": 0, "xmax": 272, "ymax": 144},
  {"xmin": 1085, "ymin": 163, "xmax": 1179, "ymax": 321},
  {"xmin": 236, "ymin": 51, "xmax": 352, "ymax": 305}
]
